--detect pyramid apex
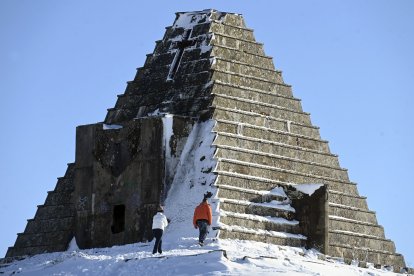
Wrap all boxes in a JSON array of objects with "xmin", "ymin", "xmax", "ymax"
[{"xmin": 172, "ymin": 9, "xmax": 244, "ymax": 29}]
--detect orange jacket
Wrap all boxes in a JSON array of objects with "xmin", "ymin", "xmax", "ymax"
[{"xmin": 193, "ymin": 202, "xmax": 212, "ymax": 227}]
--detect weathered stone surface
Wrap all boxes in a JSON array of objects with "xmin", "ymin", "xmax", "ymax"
[
  {"xmin": 220, "ymin": 229, "xmax": 305, "ymax": 247},
  {"xmin": 220, "ymin": 201, "xmax": 294, "ymax": 220},
  {"xmin": 213, "ymin": 132, "xmax": 339, "ymax": 167}
]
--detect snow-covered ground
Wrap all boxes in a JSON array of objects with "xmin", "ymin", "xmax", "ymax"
[
  {"xmin": 0, "ymin": 238, "xmax": 404, "ymax": 275},
  {"xmin": 0, "ymin": 120, "xmax": 408, "ymax": 275}
]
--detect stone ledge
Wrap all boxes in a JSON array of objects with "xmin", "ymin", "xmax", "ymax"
[
  {"xmin": 213, "ymin": 93, "xmax": 308, "ymax": 117},
  {"xmin": 217, "ymin": 158, "xmax": 355, "ymax": 185},
  {"xmin": 328, "ymin": 189, "xmax": 366, "ymax": 200},
  {"xmin": 216, "ymin": 183, "xmax": 287, "ymax": 203},
  {"xmin": 216, "ymin": 183, "xmax": 283, "ymax": 197},
  {"xmin": 221, "ymin": 210, "xmax": 299, "ymax": 226},
  {"xmin": 211, "ymin": 20, "xmax": 254, "ymax": 32},
  {"xmin": 213, "ymin": 32, "xmax": 264, "ymax": 46},
  {"xmin": 329, "ymin": 203, "xmax": 375, "ymax": 214},
  {"xmin": 215, "ymin": 146, "xmax": 348, "ymax": 182},
  {"xmin": 212, "ymin": 44, "xmax": 273, "ymax": 60},
  {"xmin": 219, "ymin": 198, "xmax": 295, "ymax": 219},
  {"xmin": 215, "ymin": 144, "xmax": 346, "ymax": 172},
  {"xmin": 214, "ymin": 56, "xmax": 280, "ymax": 73},
  {"xmin": 17, "ymin": 229, "xmax": 72, "ymax": 236},
  {"xmin": 214, "ymin": 131, "xmax": 337, "ymax": 158},
  {"xmin": 214, "ymin": 80, "xmax": 296, "ymax": 100},
  {"xmin": 214, "ymin": 106, "xmax": 317, "ymax": 129},
  {"xmin": 213, "ymin": 68, "xmax": 283, "ymax": 86},
  {"xmin": 215, "ymin": 170, "xmax": 358, "ymax": 189},
  {"xmin": 27, "ymin": 215, "xmax": 74, "ymax": 222},
  {"xmin": 329, "ymin": 242, "xmax": 401, "ymax": 258},
  {"xmin": 330, "ymin": 229, "xmax": 389, "ymax": 242},
  {"xmin": 218, "ymin": 226, "xmax": 305, "ymax": 247},
  {"xmin": 328, "ymin": 215, "xmax": 381, "ymax": 227}
]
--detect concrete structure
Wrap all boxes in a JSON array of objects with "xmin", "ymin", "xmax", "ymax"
[{"xmin": 5, "ymin": 9, "xmax": 408, "ymax": 272}]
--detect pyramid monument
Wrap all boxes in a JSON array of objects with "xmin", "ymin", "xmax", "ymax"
[{"xmin": 4, "ymin": 9, "xmax": 407, "ymax": 271}]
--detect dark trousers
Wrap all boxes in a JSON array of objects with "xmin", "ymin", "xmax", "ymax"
[
  {"xmin": 196, "ymin": 220, "xmax": 208, "ymax": 243},
  {"xmin": 152, "ymin": 229, "xmax": 163, "ymax": 254}
]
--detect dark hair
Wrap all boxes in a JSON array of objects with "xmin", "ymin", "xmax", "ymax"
[{"xmin": 203, "ymin": 191, "xmax": 213, "ymax": 201}]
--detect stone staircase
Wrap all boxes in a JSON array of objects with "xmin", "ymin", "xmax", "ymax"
[
  {"xmin": 5, "ymin": 164, "xmax": 75, "ymax": 258},
  {"xmin": 216, "ymin": 182, "xmax": 306, "ymax": 247},
  {"xmin": 204, "ymin": 11, "xmax": 405, "ymax": 268}
]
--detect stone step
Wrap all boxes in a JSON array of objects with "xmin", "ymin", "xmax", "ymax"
[
  {"xmin": 219, "ymin": 198, "xmax": 295, "ymax": 220},
  {"xmin": 24, "ymin": 217, "xmax": 74, "ymax": 234},
  {"xmin": 163, "ymin": 21, "xmax": 211, "ymax": 40},
  {"xmin": 153, "ymin": 32, "xmax": 212, "ymax": 56},
  {"xmin": 5, "ymin": 244, "xmax": 67, "ymax": 258},
  {"xmin": 213, "ymin": 57, "xmax": 283, "ymax": 84},
  {"xmin": 328, "ymin": 190, "xmax": 368, "ymax": 210},
  {"xmin": 212, "ymin": 69, "xmax": 286, "ymax": 95},
  {"xmin": 218, "ymin": 225, "xmax": 306, "ymax": 247},
  {"xmin": 217, "ymin": 13, "xmax": 248, "ymax": 28},
  {"xmin": 220, "ymin": 211, "xmax": 301, "ymax": 234},
  {"xmin": 119, "ymin": 83, "xmax": 211, "ymax": 102},
  {"xmin": 134, "ymin": 70, "xmax": 212, "ymax": 91},
  {"xmin": 116, "ymin": 84, "xmax": 212, "ymax": 114},
  {"xmin": 215, "ymin": 145, "xmax": 349, "ymax": 182},
  {"xmin": 328, "ymin": 203, "xmax": 377, "ymax": 225},
  {"xmin": 35, "ymin": 204, "xmax": 75, "ymax": 220},
  {"xmin": 54, "ymin": 163, "xmax": 75, "ymax": 192},
  {"xmin": 143, "ymin": 52, "xmax": 175, "ymax": 68},
  {"xmin": 216, "ymin": 183, "xmax": 287, "ymax": 203},
  {"xmin": 328, "ymin": 216, "xmax": 385, "ymax": 238},
  {"xmin": 216, "ymin": 158, "xmax": 353, "ymax": 189},
  {"xmin": 212, "ymin": 77, "xmax": 297, "ymax": 107},
  {"xmin": 329, "ymin": 230, "xmax": 396, "ymax": 253},
  {"xmin": 212, "ymin": 33, "xmax": 266, "ymax": 56},
  {"xmin": 214, "ymin": 79, "xmax": 293, "ymax": 99},
  {"xmin": 210, "ymin": 21, "xmax": 256, "ymax": 43},
  {"xmin": 217, "ymin": 181, "xmax": 366, "ymax": 213},
  {"xmin": 214, "ymin": 132, "xmax": 339, "ymax": 168},
  {"xmin": 143, "ymin": 46, "xmax": 211, "ymax": 71},
  {"xmin": 211, "ymin": 45, "xmax": 275, "ymax": 70},
  {"xmin": 44, "ymin": 190, "xmax": 72, "ymax": 206},
  {"xmin": 214, "ymin": 120, "xmax": 328, "ymax": 152},
  {"xmin": 14, "ymin": 230, "xmax": 72, "ymax": 248},
  {"xmin": 214, "ymin": 79, "xmax": 294, "ymax": 102},
  {"xmin": 135, "ymin": 58, "xmax": 212, "ymax": 82},
  {"xmin": 215, "ymin": 170, "xmax": 360, "ymax": 196},
  {"xmin": 212, "ymin": 107, "xmax": 320, "ymax": 139},
  {"xmin": 123, "ymin": 72, "xmax": 211, "ymax": 97},
  {"xmin": 212, "ymin": 94, "xmax": 311, "ymax": 125},
  {"xmin": 328, "ymin": 243, "xmax": 405, "ymax": 271}
]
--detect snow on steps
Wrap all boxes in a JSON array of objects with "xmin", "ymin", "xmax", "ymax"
[
  {"xmin": 216, "ymin": 176, "xmax": 304, "ymax": 247},
  {"xmin": 218, "ymin": 224, "xmax": 306, "ymax": 247}
]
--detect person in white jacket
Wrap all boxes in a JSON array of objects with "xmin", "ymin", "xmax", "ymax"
[{"xmin": 152, "ymin": 206, "xmax": 169, "ymax": 254}]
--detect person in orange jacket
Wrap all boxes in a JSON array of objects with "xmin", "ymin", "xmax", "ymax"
[{"xmin": 193, "ymin": 192, "xmax": 213, "ymax": 246}]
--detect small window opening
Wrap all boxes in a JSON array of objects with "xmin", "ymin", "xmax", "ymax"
[{"xmin": 111, "ymin": 204, "xmax": 125, "ymax": 234}]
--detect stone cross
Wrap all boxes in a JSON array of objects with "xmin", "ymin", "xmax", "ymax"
[{"xmin": 167, "ymin": 29, "xmax": 195, "ymax": 80}]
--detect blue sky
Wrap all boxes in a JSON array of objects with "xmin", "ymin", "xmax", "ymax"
[{"xmin": 1, "ymin": 0, "xmax": 413, "ymax": 266}]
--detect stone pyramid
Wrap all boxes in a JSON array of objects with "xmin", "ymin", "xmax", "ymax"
[{"xmin": 5, "ymin": 9, "xmax": 407, "ymax": 271}]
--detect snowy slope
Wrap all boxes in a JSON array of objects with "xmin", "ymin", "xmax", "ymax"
[
  {"xmin": 0, "ymin": 239, "xmax": 405, "ymax": 275},
  {"xmin": 0, "ymin": 120, "xmax": 408, "ymax": 275}
]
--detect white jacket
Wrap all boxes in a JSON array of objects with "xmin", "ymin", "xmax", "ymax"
[{"xmin": 152, "ymin": 212, "xmax": 168, "ymax": 230}]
